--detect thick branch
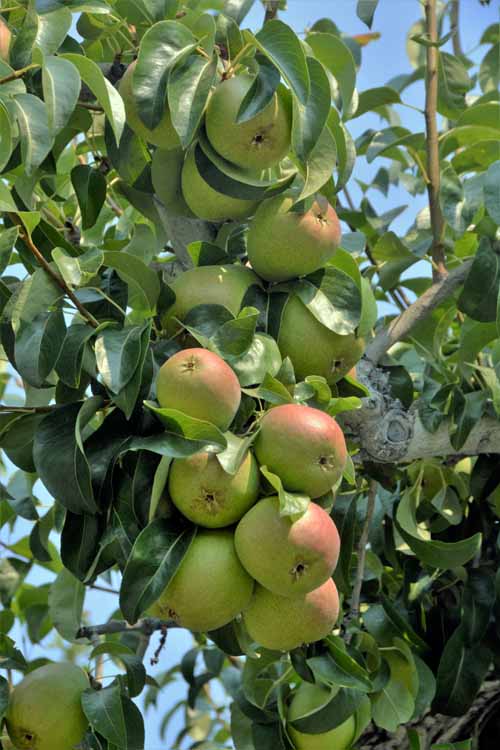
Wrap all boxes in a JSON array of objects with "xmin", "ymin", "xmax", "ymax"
[
  {"xmin": 365, "ymin": 260, "xmax": 472, "ymax": 364},
  {"xmin": 76, "ymin": 618, "xmax": 177, "ymax": 640},
  {"xmin": 450, "ymin": 0, "xmax": 463, "ymax": 57},
  {"xmin": 9, "ymin": 214, "xmax": 100, "ymax": 328},
  {"xmin": 405, "ymin": 415, "xmax": 500, "ymax": 461},
  {"xmin": 424, "ymin": 0, "xmax": 446, "ymax": 281}
]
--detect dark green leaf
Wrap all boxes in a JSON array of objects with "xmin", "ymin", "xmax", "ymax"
[
  {"xmin": 292, "ymin": 56, "xmax": 331, "ymax": 162},
  {"xmin": 55, "ymin": 322, "xmax": 98, "ymax": 388},
  {"xmin": 0, "ymin": 101, "xmax": 13, "ymax": 174},
  {"xmin": 458, "ymin": 239, "xmax": 499, "ymax": 323},
  {"xmin": 95, "ymin": 326, "xmax": 144, "ymax": 394},
  {"xmin": 357, "ymin": 0, "xmax": 379, "ymax": 28},
  {"xmin": 13, "ymin": 93, "xmax": 53, "ymax": 175},
  {"xmin": 82, "ymin": 683, "xmax": 145, "ymax": 749},
  {"xmin": 434, "ymin": 626, "xmax": 491, "ymax": 716},
  {"xmin": 42, "ymin": 56, "xmax": 80, "ymax": 135},
  {"xmin": 484, "ymin": 160, "xmax": 500, "ymax": 224},
  {"xmin": 306, "ymin": 33, "xmax": 356, "ymax": 114},
  {"xmin": 48, "ymin": 568, "xmax": 85, "ymax": 642},
  {"xmin": 292, "ymin": 267, "xmax": 362, "ymax": 336},
  {"xmin": 437, "ymin": 52, "xmax": 470, "ymax": 120},
  {"xmin": 290, "ymin": 687, "xmax": 364, "ymax": 733},
  {"xmin": 168, "ymin": 53, "xmax": 217, "ymax": 147},
  {"xmin": 395, "ymin": 521, "xmax": 482, "ymax": 570},
  {"xmin": 254, "ymin": 20, "xmax": 310, "ymax": 105},
  {"xmin": 353, "ymin": 87, "xmax": 401, "ymax": 119},
  {"xmin": 71, "ymin": 165, "xmax": 106, "ymax": 230},
  {"xmin": 15, "ymin": 309, "xmax": 66, "ymax": 388},
  {"xmin": 237, "ymin": 55, "xmax": 280, "ymax": 124},
  {"xmin": 120, "ymin": 519, "xmax": 196, "ymax": 623},
  {"xmin": 140, "ymin": 404, "xmax": 227, "ymax": 456},
  {"xmin": 462, "ymin": 569, "xmax": 496, "ymax": 645},
  {"xmin": 260, "ymin": 466, "xmax": 309, "ymax": 517},
  {"xmin": 103, "ymin": 251, "xmax": 160, "ymax": 315}
]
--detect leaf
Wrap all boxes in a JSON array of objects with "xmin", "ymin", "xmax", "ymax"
[
  {"xmin": 33, "ymin": 398, "xmax": 103, "ymax": 515},
  {"xmin": 484, "ymin": 160, "xmax": 500, "ymax": 224},
  {"xmin": 237, "ymin": 55, "xmax": 280, "ymax": 124},
  {"xmin": 290, "ymin": 687, "xmax": 364, "ymax": 733},
  {"xmin": 42, "ymin": 56, "xmax": 80, "ymax": 135},
  {"xmin": 103, "ymin": 250, "xmax": 160, "ymax": 315},
  {"xmin": 0, "ymin": 101, "xmax": 13, "ymax": 174},
  {"xmin": 450, "ymin": 390, "xmax": 486, "ymax": 451},
  {"xmin": 461, "ymin": 569, "xmax": 496, "ymax": 646},
  {"xmin": 292, "ymin": 56, "xmax": 331, "ymax": 162},
  {"xmin": 0, "ymin": 675, "xmax": 8, "ymax": 720},
  {"xmin": 212, "ymin": 307, "xmax": 259, "ymax": 358},
  {"xmin": 458, "ymin": 239, "xmax": 499, "ymax": 323},
  {"xmin": 372, "ymin": 232, "xmax": 419, "ymax": 291},
  {"xmin": 479, "ymin": 42, "xmax": 500, "ymax": 94},
  {"xmin": 353, "ymin": 86, "xmax": 401, "ymax": 119},
  {"xmin": 71, "ymin": 165, "xmax": 107, "ymax": 230},
  {"xmin": 437, "ymin": 52, "xmax": 470, "ymax": 120},
  {"xmin": 55, "ymin": 322, "xmax": 98, "ymax": 388},
  {"xmin": 168, "ymin": 53, "xmax": 217, "ymax": 147},
  {"xmin": 113, "ymin": 323, "xmax": 152, "ymax": 420},
  {"xmin": 260, "ymin": 466, "xmax": 309, "ymax": 517},
  {"xmin": 61, "ymin": 53, "xmax": 125, "ymax": 142},
  {"xmin": 82, "ymin": 683, "xmax": 145, "ymax": 749},
  {"xmin": 120, "ymin": 519, "xmax": 196, "ymax": 623},
  {"xmin": 231, "ymin": 332, "xmax": 282, "ymax": 387},
  {"xmin": 434, "ymin": 626, "xmax": 491, "ymax": 716},
  {"xmin": 292, "ymin": 266, "xmax": 362, "ymax": 336},
  {"xmin": 61, "ymin": 511, "xmax": 102, "ymax": 581},
  {"xmin": 133, "ymin": 21, "xmax": 198, "ymax": 130},
  {"xmin": 13, "ymin": 93, "xmax": 53, "ymax": 175},
  {"xmin": 52, "ymin": 246, "xmax": 104, "ymax": 288},
  {"xmin": 95, "ymin": 325, "xmax": 144, "ymax": 394},
  {"xmin": 308, "ymin": 639, "xmax": 372, "ymax": 692},
  {"xmin": 35, "ymin": 7, "xmax": 72, "ymax": 54},
  {"xmin": 357, "ymin": 0, "xmax": 379, "ymax": 28},
  {"xmin": 306, "ymin": 33, "xmax": 356, "ymax": 114},
  {"xmin": 253, "ymin": 20, "xmax": 310, "ymax": 106},
  {"xmin": 15, "ymin": 309, "xmax": 66, "ymax": 388},
  {"xmin": 0, "ymin": 634, "xmax": 27, "ymax": 671},
  {"xmin": 395, "ymin": 521, "xmax": 482, "ymax": 570},
  {"xmin": 141, "ymin": 403, "xmax": 227, "ymax": 456},
  {"xmin": 0, "ymin": 226, "xmax": 18, "ymax": 276},
  {"xmin": 48, "ymin": 568, "xmax": 85, "ymax": 642},
  {"xmin": 90, "ymin": 643, "xmax": 146, "ymax": 698},
  {"xmin": 371, "ymin": 673, "xmax": 415, "ymax": 732}
]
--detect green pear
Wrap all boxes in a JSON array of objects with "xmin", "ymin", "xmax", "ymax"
[
  {"xmin": 152, "ymin": 147, "xmax": 194, "ymax": 216},
  {"xmin": 152, "ymin": 529, "xmax": 254, "ymax": 632},
  {"xmin": 278, "ymin": 295, "xmax": 365, "ymax": 383},
  {"xmin": 247, "ymin": 195, "xmax": 341, "ymax": 282},
  {"xmin": 156, "ymin": 348, "xmax": 241, "ymax": 431},
  {"xmin": 254, "ymin": 403, "xmax": 347, "ymax": 498},
  {"xmin": 119, "ymin": 60, "xmax": 180, "ymax": 149},
  {"xmin": 181, "ymin": 146, "xmax": 259, "ymax": 222},
  {"xmin": 161, "ymin": 264, "xmax": 261, "ymax": 336},
  {"xmin": 205, "ymin": 74, "xmax": 291, "ymax": 170},
  {"xmin": 243, "ymin": 578, "xmax": 340, "ymax": 651},
  {"xmin": 287, "ymin": 682, "xmax": 356, "ymax": 750},
  {"xmin": 235, "ymin": 496, "xmax": 340, "ymax": 597},
  {"xmin": 5, "ymin": 663, "xmax": 89, "ymax": 750},
  {"xmin": 168, "ymin": 450, "xmax": 260, "ymax": 528}
]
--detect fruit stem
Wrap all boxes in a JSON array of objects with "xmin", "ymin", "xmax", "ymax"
[
  {"xmin": 0, "ymin": 62, "xmax": 39, "ymax": 85},
  {"xmin": 224, "ymin": 42, "xmax": 255, "ymax": 78}
]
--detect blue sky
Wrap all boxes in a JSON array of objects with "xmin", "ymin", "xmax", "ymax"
[{"xmin": 3, "ymin": 1, "xmax": 499, "ymax": 748}]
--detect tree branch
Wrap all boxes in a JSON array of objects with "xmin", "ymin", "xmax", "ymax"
[
  {"xmin": 350, "ymin": 480, "xmax": 377, "ymax": 624},
  {"xmin": 76, "ymin": 618, "xmax": 177, "ymax": 640},
  {"xmin": 264, "ymin": 1, "xmax": 279, "ymax": 23},
  {"xmin": 0, "ymin": 63, "xmax": 39, "ymax": 85},
  {"xmin": 9, "ymin": 214, "xmax": 100, "ymax": 328},
  {"xmin": 424, "ymin": 0, "xmax": 447, "ymax": 281},
  {"xmin": 450, "ymin": 0, "xmax": 463, "ymax": 57},
  {"xmin": 365, "ymin": 259, "xmax": 472, "ymax": 364}
]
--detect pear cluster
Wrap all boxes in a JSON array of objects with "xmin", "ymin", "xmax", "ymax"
[{"xmin": 152, "ymin": 347, "xmax": 347, "ymax": 651}]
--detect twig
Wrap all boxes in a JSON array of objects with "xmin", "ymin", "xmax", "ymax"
[
  {"xmin": 450, "ymin": 0, "xmax": 463, "ymax": 57},
  {"xmin": 89, "ymin": 584, "xmax": 119, "ymax": 595},
  {"xmin": 8, "ymin": 214, "xmax": 100, "ymax": 329},
  {"xmin": 76, "ymin": 618, "xmax": 177, "ymax": 640},
  {"xmin": 350, "ymin": 480, "xmax": 377, "ymax": 622},
  {"xmin": 365, "ymin": 259, "xmax": 472, "ymax": 364},
  {"xmin": 78, "ymin": 101, "xmax": 105, "ymax": 112},
  {"xmin": 0, "ymin": 404, "xmax": 56, "ymax": 413},
  {"xmin": 264, "ymin": 0, "xmax": 280, "ymax": 23},
  {"xmin": 0, "ymin": 63, "xmax": 39, "ymax": 85},
  {"xmin": 424, "ymin": 0, "xmax": 447, "ymax": 282},
  {"xmin": 150, "ymin": 624, "xmax": 168, "ymax": 666}
]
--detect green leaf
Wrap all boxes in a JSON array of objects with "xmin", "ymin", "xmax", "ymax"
[
  {"xmin": 120, "ymin": 519, "xmax": 196, "ymax": 623},
  {"xmin": 290, "ymin": 687, "xmax": 364, "ymax": 734},
  {"xmin": 0, "ymin": 634, "xmax": 27, "ymax": 671},
  {"xmin": 461, "ymin": 569, "xmax": 496, "ymax": 646},
  {"xmin": 306, "ymin": 33, "xmax": 356, "ymax": 114},
  {"xmin": 371, "ymin": 673, "xmax": 415, "ymax": 732},
  {"xmin": 71, "ymin": 165, "xmax": 107, "ymax": 230},
  {"xmin": 437, "ymin": 52, "xmax": 470, "ymax": 120},
  {"xmin": 484, "ymin": 160, "xmax": 500, "ymax": 224},
  {"xmin": 479, "ymin": 42, "xmax": 500, "ymax": 94},
  {"xmin": 13, "ymin": 93, "xmax": 53, "ymax": 175},
  {"xmin": 48, "ymin": 568, "xmax": 85, "ymax": 642},
  {"xmin": 253, "ymin": 20, "xmax": 310, "ymax": 106},
  {"xmin": 0, "ymin": 101, "xmax": 13, "ymax": 174},
  {"xmin": 0, "ymin": 675, "xmax": 8, "ymax": 720},
  {"xmin": 35, "ymin": 7, "xmax": 72, "ymax": 54},
  {"xmin": 353, "ymin": 86, "xmax": 401, "ymax": 119},
  {"xmin": 458, "ymin": 239, "xmax": 499, "ymax": 323},
  {"xmin": 168, "ymin": 53, "xmax": 217, "ymax": 147},
  {"xmin": 372, "ymin": 232, "xmax": 419, "ymax": 291},
  {"xmin": 0, "ymin": 226, "xmax": 18, "ymax": 276},
  {"xmin": 231, "ymin": 332, "xmax": 282, "ymax": 387},
  {"xmin": 52, "ymin": 246, "xmax": 103, "ymax": 288},
  {"xmin": 89, "ymin": 643, "xmax": 146, "ymax": 698},
  {"xmin": 450, "ymin": 390, "xmax": 486, "ymax": 451},
  {"xmin": 134, "ymin": 21, "xmax": 198, "ymax": 130},
  {"xmin": 395, "ymin": 521, "xmax": 482, "ymax": 570},
  {"xmin": 212, "ymin": 306, "xmax": 259, "ymax": 358},
  {"xmin": 55, "ymin": 322, "xmax": 98, "ymax": 388},
  {"xmin": 309, "ymin": 637, "xmax": 372, "ymax": 692},
  {"xmin": 14, "ymin": 309, "xmax": 66, "ymax": 388},
  {"xmin": 434, "ymin": 626, "xmax": 491, "ymax": 716},
  {"xmin": 237, "ymin": 55, "xmax": 280, "ymax": 124},
  {"xmin": 42, "ymin": 56, "xmax": 80, "ymax": 135},
  {"xmin": 292, "ymin": 56, "xmax": 331, "ymax": 162},
  {"xmin": 61, "ymin": 53, "xmax": 125, "ymax": 142},
  {"xmin": 112, "ymin": 323, "xmax": 152, "ymax": 420},
  {"xmin": 141, "ymin": 403, "xmax": 227, "ymax": 456},
  {"xmin": 33, "ymin": 398, "xmax": 103, "ymax": 515},
  {"xmin": 103, "ymin": 250, "xmax": 160, "ymax": 315},
  {"xmin": 260, "ymin": 466, "xmax": 309, "ymax": 517},
  {"xmin": 95, "ymin": 325, "xmax": 145, "ymax": 394},
  {"xmin": 357, "ymin": 0, "xmax": 379, "ymax": 28},
  {"xmin": 82, "ymin": 683, "xmax": 145, "ymax": 750},
  {"xmin": 292, "ymin": 266, "xmax": 362, "ymax": 336}
]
